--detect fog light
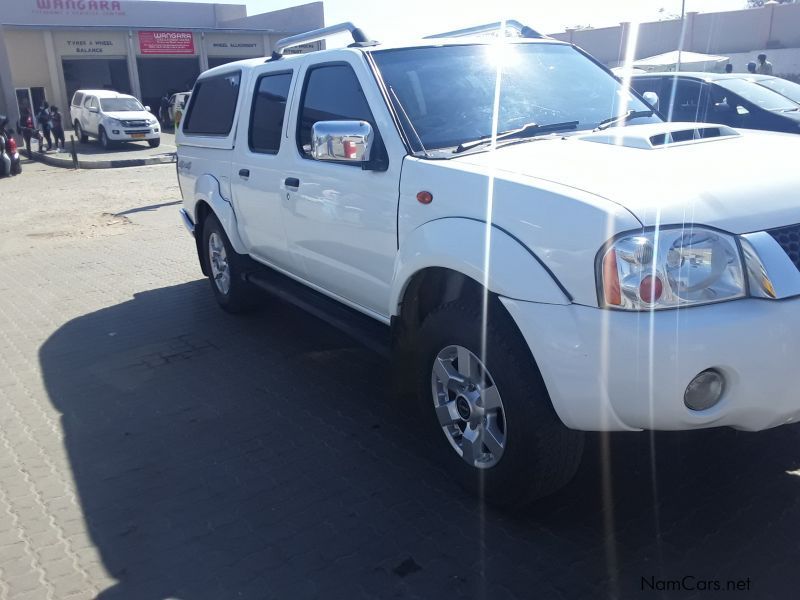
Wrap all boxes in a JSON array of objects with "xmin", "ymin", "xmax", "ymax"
[
  {"xmin": 112, "ymin": 130, "xmax": 120, "ymax": 134},
  {"xmin": 684, "ymin": 369, "xmax": 725, "ymax": 411}
]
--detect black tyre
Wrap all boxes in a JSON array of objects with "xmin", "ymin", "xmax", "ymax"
[
  {"xmin": 99, "ymin": 127, "xmax": 111, "ymax": 149},
  {"xmin": 201, "ymin": 213, "xmax": 257, "ymax": 314},
  {"xmin": 415, "ymin": 299, "xmax": 584, "ymax": 508},
  {"xmin": 75, "ymin": 121, "xmax": 88, "ymax": 143},
  {"xmin": 148, "ymin": 139, "xmax": 161, "ymax": 148}
]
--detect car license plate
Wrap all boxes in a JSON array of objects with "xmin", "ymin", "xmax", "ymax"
[{"xmin": 131, "ymin": 133, "xmax": 146, "ymax": 139}]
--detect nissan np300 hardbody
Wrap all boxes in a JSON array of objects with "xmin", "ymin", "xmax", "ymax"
[{"xmin": 176, "ymin": 22, "xmax": 800, "ymax": 506}]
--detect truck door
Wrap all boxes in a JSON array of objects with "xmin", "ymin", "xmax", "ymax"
[
  {"xmin": 84, "ymin": 96, "xmax": 101, "ymax": 134},
  {"xmin": 230, "ymin": 68, "xmax": 297, "ymax": 273},
  {"xmin": 280, "ymin": 57, "xmax": 403, "ymax": 318}
]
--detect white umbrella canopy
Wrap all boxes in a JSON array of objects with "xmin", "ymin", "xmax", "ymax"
[{"xmin": 632, "ymin": 50, "xmax": 729, "ymax": 72}]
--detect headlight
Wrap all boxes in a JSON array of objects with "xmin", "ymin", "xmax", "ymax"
[
  {"xmin": 598, "ymin": 227, "xmax": 746, "ymax": 310},
  {"xmin": 107, "ymin": 118, "xmax": 122, "ymax": 126},
  {"xmin": 146, "ymin": 118, "xmax": 157, "ymax": 125}
]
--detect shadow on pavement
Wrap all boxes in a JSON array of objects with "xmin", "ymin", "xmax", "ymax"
[{"xmin": 39, "ymin": 280, "xmax": 800, "ymax": 599}]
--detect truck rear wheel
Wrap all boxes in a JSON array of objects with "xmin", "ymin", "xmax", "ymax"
[
  {"xmin": 201, "ymin": 213, "xmax": 257, "ymax": 314},
  {"xmin": 415, "ymin": 299, "xmax": 584, "ymax": 507}
]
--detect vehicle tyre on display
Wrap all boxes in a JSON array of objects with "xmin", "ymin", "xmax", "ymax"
[
  {"xmin": 415, "ymin": 299, "xmax": 585, "ymax": 507},
  {"xmin": 148, "ymin": 139, "xmax": 161, "ymax": 148}
]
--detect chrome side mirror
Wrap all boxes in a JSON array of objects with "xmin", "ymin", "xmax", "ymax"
[
  {"xmin": 642, "ymin": 91, "xmax": 660, "ymax": 112},
  {"xmin": 311, "ymin": 120, "xmax": 373, "ymax": 163}
]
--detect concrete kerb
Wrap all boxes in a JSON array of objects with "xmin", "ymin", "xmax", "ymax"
[{"xmin": 29, "ymin": 151, "xmax": 176, "ymax": 170}]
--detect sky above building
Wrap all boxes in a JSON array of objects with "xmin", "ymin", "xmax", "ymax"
[{"xmin": 146, "ymin": 0, "xmax": 750, "ymax": 39}]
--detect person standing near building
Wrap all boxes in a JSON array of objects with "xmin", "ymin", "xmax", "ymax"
[
  {"xmin": 0, "ymin": 117, "xmax": 10, "ymax": 178},
  {"xmin": 746, "ymin": 61, "xmax": 757, "ymax": 74},
  {"xmin": 725, "ymin": 63, "xmax": 733, "ymax": 73},
  {"xmin": 159, "ymin": 92, "xmax": 170, "ymax": 127},
  {"xmin": 756, "ymin": 53, "xmax": 774, "ymax": 75},
  {"xmin": 50, "ymin": 106, "xmax": 65, "ymax": 152},
  {"xmin": 18, "ymin": 108, "xmax": 35, "ymax": 158},
  {"xmin": 37, "ymin": 102, "xmax": 53, "ymax": 151}
]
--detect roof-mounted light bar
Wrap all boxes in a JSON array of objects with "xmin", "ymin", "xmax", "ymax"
[
  {"xmin": 270, "ymin": 22, "xmax": 377, "ymax": 60},
  {"xmin": 424, "ymin": 20, "xmax": 544, "ymax": 40}
]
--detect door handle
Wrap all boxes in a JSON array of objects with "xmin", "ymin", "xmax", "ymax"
[
  {"xmin": 238, "ymin": 169, "xmax": 250, "ymax": 179},
  {"xmin": 284, "ymin": 177, "xmax": 300, "ymax": 188}
]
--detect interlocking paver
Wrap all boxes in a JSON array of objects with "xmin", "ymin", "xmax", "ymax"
[{"xmin": 0, "ymin": 159, "xmax": 797, "ymax": 599}]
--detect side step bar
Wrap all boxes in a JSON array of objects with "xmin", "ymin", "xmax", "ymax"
[{"xmin": 244, "ymin": 267, "xmax": 391, "ymax": 358}]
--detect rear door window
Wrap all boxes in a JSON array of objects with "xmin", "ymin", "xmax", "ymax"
[
  {"xmin": 183, "ymin": 71, "xmax": 241, "ymax": 136},
  {"xmin": 249, "ymin": 71, "xmax": 293, "ymax": 154}
]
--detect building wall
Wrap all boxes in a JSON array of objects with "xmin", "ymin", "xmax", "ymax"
[
  {"xmin": 0, "ymin": 1, "xmax": 325, "ymax": 126},
  {"xmin": 554, "ymin": 3, "xmax": 800, "ymax": 75}
]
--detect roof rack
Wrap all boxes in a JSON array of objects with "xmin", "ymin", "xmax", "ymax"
[
  {"xmin": 270, "ymin": 22, "xmax": 377, "ymax": 60},
  {"xmin": 424, "ymin": 20, "xmax": 544, "ymax": 40}
]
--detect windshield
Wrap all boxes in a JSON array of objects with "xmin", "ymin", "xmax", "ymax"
[
  {"xmin": 753, "ymin": 77, "xmax": 800, "ymax": 105},
  {"xmin": 714, "ymin": 78, "xmax": 797, "ymax": 111},
  {"xmin": 372, "ymin": 42, "xmax": 660, "ymax": 152},
  {"xmin": 100, "ymin": 98, "xmax": 145, "ymax": 113}
]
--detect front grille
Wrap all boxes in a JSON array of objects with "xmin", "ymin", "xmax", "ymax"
[
  {"xmin": 768, "ymin": 223, "xmax": 800, "ymax": 271},
  {"xmin": 121, "ymin": 120, "xmax": 147, "ymax": 127}
]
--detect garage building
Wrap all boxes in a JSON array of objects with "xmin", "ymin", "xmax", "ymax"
[{"xmin": 0, "ymin": 0, "xmax": 324, "ymax": 125}]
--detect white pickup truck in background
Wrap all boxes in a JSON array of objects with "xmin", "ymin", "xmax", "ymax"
[
  {"xmin": 176, "ymin": 21, "xmax": 800, "ymax": 506},
  {"xmin": 70, "ymin": 89, "xmax": 161, "ymax": 149}
]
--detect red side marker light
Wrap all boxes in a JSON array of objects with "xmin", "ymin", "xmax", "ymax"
[{"xmin": 417, "ymin": 191, "xmax": 433, "ymax": 204}]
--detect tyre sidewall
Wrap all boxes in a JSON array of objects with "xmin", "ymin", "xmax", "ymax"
[
  {"xmin": 415, "ymin": 301, "xmax": 582, "ymax": 506},
  {"xmin": 201, "ymin": 214, "xmax": 255, "ymax": 313}
]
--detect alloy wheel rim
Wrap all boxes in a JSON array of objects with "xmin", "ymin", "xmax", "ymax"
[
  {"xmin": 431, "ymin": 345, "xmax": 507, "ymax": 469},
  {"xmin": 208, "ymin": 232, "xmax": 231, "ymax": 295}
]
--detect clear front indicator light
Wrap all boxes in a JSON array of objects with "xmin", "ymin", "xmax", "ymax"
[
  {"xmin": 684, "ymin": 369, "xmax": 725, "ymax": 411},
  {"xmin": 599, "ymin": 227, "xmax": 746, "ymax": 310}
]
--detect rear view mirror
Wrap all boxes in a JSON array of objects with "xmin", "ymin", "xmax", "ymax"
[
  {"xmin": 144, "ymin": 105, "xmax": 151, "ymax": 112},
  {"xmin": 311, "ymin": 120, "xmax": 373, "ymax": 163},
  {"xmin": 89, "ymin": 107, "xmax": 99, "ymax": 113},
  {"xmin": 642, "ymin": 91, "xmax": 660, "ymax": 112},
  {"xmin": 736, "ymin": 105, "xmax": 750, "ymax": 116}
]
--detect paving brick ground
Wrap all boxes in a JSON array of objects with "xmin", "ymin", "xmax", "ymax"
[{"xmin": 1, "ymin": 159, "xmax": 799, "ymax": 599}]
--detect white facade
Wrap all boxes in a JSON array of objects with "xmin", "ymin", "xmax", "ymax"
[{"xmin": 0, "ymin": 0, "xmax": 324, "ymax": 124}]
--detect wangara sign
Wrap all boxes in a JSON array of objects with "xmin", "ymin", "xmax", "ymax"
[{"xmin": 33, "ymin": 1, "xmax": 125, "ymax": 15}]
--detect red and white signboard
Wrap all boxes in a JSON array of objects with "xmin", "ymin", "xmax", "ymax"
[{"xmin": 138, "ymin": 31, "xmax": 194, "ymax": 55}]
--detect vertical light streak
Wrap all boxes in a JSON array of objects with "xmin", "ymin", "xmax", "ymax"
[
  {"xmin": 479, "ymin": 17, "xmax": 508, "ymax": 600},
  {"xmin": 598, "ymin": 18, "xmax": 641, "ymax": 600}
]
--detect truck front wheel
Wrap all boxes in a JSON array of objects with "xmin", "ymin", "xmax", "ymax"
[
  {"xmin": 415, "ymin": 299, "xmax": 584, "ymax": 507},
  {"xmin": 201, "ymin": 213, "xmax": 257, "ymax": 314}
]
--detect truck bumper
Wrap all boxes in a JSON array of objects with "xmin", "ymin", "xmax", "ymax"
[
  {"xmin": 500, "ymin": 296, "xmax": 800, "ymax": 432},
  {"xmin": 107, "ymin": 129, "xmax": 160, "ymax": 142}
]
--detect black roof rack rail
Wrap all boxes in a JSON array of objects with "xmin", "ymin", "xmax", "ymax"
[
  {"xmin": 424, "ymin": 20, "xmax": 544, "ymax": 40},
  {"xmin": 269, "ymin": 22, "xmax": 378, "ymax": 60}
]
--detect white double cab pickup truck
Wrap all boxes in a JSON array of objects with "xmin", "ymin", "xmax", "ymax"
[
  {"xmin": 70, "ymin": 89, "xmax": 161, "ymax": 149},
  {"xmin": 177, "ymin": 21, "xmax": 800, "ymax": 506}
]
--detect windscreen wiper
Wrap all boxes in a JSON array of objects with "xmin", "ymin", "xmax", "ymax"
[
  {"xmin": 596, "ymin": 109, "xmax": 654, "ymax": 131},
  {"xmin": 454, "ymin": 120, "xmax": 579, "ymax": 154}
]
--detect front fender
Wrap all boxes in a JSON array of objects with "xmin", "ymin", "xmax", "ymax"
[
  {"xmin": 390, "ymin": 217, "xmax": 570, "ymax": 315},
  {"xmin": 192, "ymin": 173, "xmax": 247, "ymax": 255}
]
